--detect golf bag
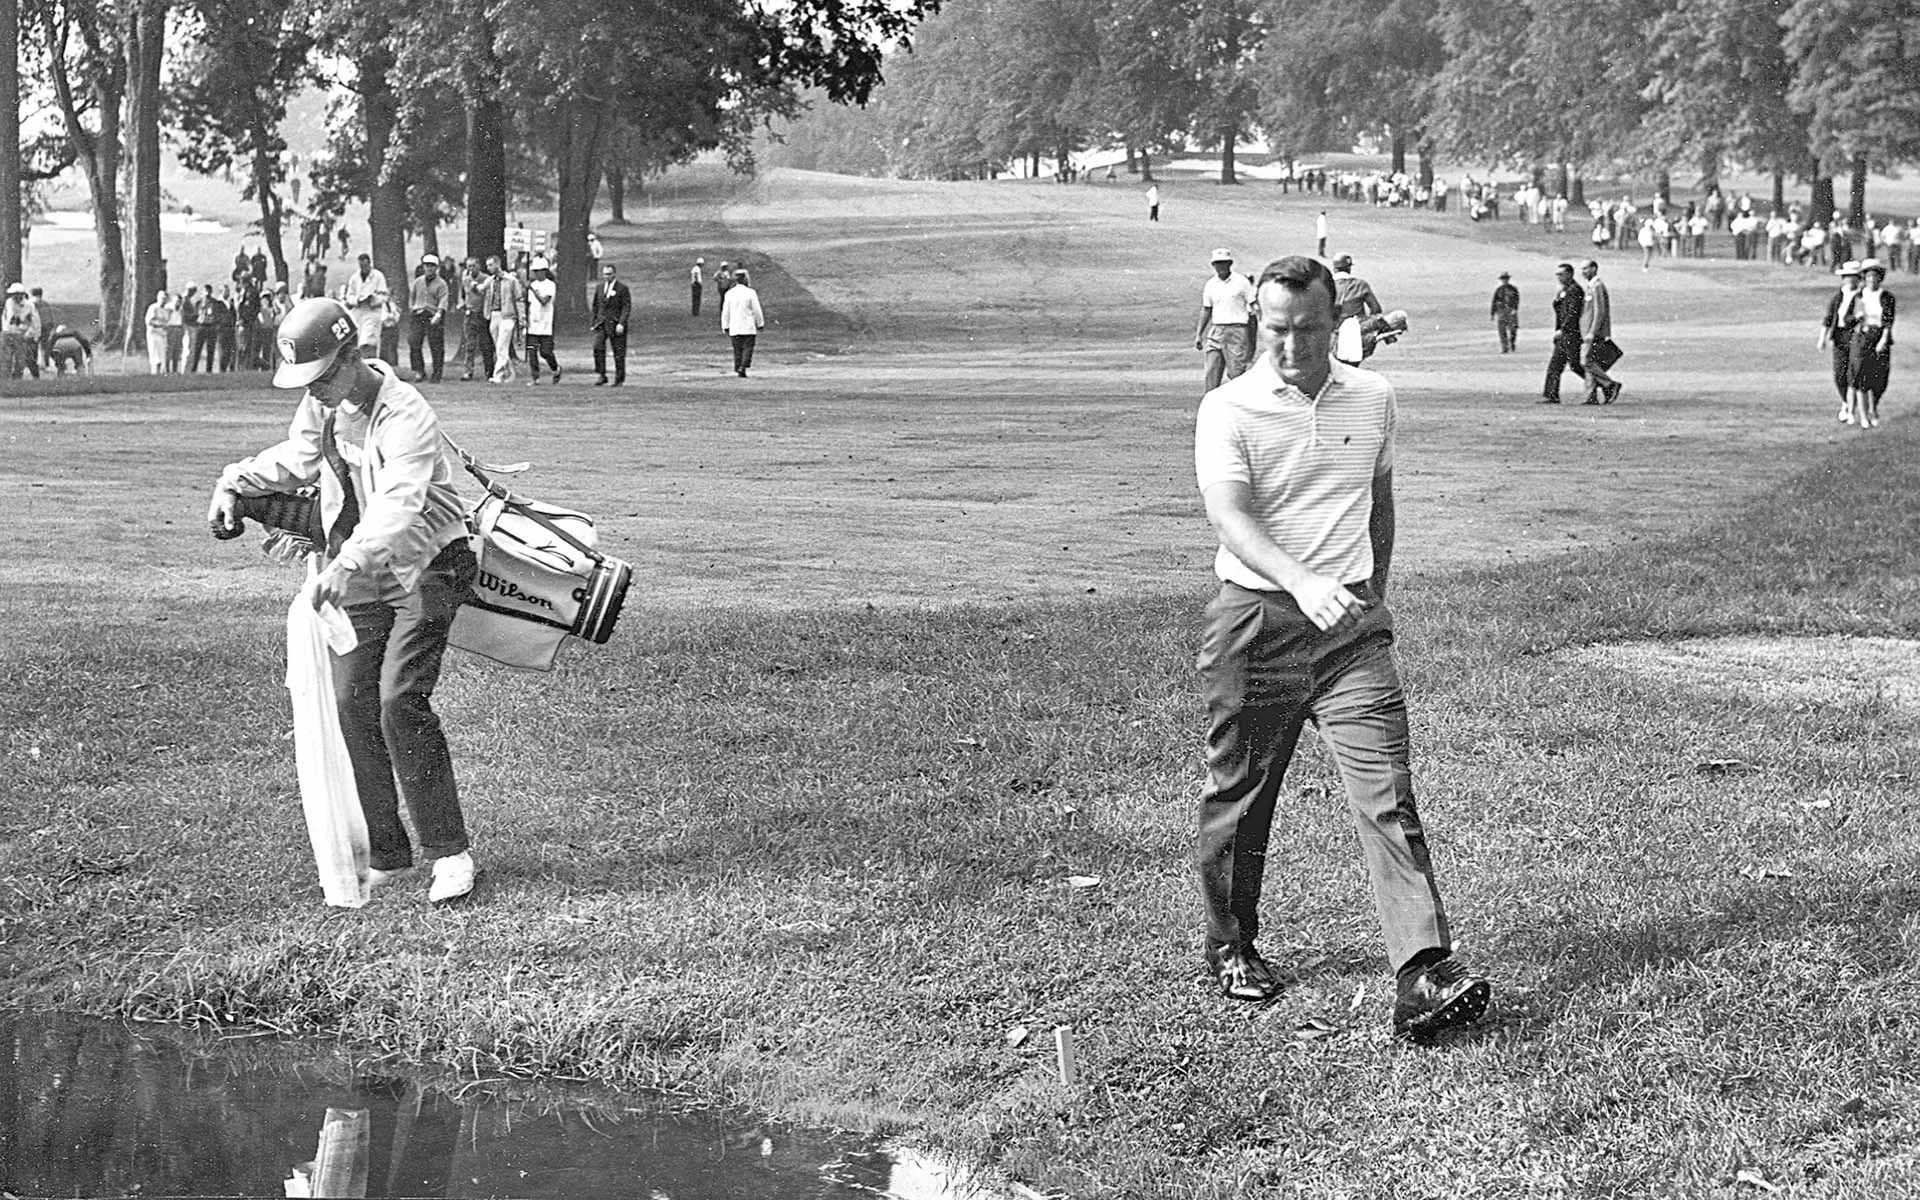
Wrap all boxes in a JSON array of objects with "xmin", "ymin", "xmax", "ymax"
[{"xmin": 442, "ymin": 435, "xmax": 633, "ymax": 671}]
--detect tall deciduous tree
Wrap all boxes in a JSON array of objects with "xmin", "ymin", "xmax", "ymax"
[
  {"xmin": 39, "ymin": 0, "xmax": 128, "ymax": 339},
  {"xmin": 121, "ymin": 0, "xmax": 164, "ymax": 348},
  {"xmin": 1255, "ymin": 0, "xmax": 1445, "ymax": 178},
  {"xmin": 1642, "ymin": 0, "xmax": 1804, "ymax": 201},
  {"xmin": 170, "ymin": 0, "xmax": 309, "ymax": 285},
  {"xmin": 0, "ymin": 0, "xmax": 22, "ymax": 291},
  {"xmin": 1783, "ymin": 0, "xmax": 1920, "ymax": 226}
]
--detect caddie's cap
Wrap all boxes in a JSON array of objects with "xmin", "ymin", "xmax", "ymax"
[
  {"xmin": 4, "ymin": 282, "xmax": 23, "ymax": 296},
  {"xmin": 421, "ymin": 253, "xmax": 439, "ymax": 266},
  {"xmin": 1209, "ymin": 247, "xmax": 1233, "ymax": 262},
  {"xmin": 1332, "ymin": 253, "xmax": 1354, "ymax": 271},
  {"xmin": 1839, "ymin": 260, "xmax": 1863, "ymax": 276},
  {"xmin": 696, "ymin": 257, "xmax": 705, "ymax": 264},
  {"xmin": 530, "ymin": 255, "xmax": 550, "ymax": 271},
  {"xmin": 1497, "ymin": 271, "xmax": 1511, "ymax": 280},
  {"xmin": 1861, "ymin": 257, "xmax": 1885, "ymax": 273}
]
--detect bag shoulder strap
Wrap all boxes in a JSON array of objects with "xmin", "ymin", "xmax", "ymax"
[{"xmin": 440, "ymin": 430, "xmax": 603, "ymax": 565}]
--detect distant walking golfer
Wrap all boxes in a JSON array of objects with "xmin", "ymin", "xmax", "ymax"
[
  {"xmin": 1195, "ymin": 248, "xmax": 1255, "ymax": 394},
  {"xmin": 1490, "ymin": 271, "xmax": 1519, "ymax": 353},
  {"xmin": 1191, "ymin": 254, "xmax": 1491, "ymax": 1040}
]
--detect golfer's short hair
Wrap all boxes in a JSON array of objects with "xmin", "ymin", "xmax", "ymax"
[{"xmin": 1256, "ymin": 255, "xmax": 1336, "ymax": 310}]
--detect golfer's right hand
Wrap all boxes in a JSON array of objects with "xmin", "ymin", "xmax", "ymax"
[
  {"xmin": 1291, "ymin": 573, "xmax": 1367, "ymax": 632},
  {"xmin": 207, "ymin": 486, "xmax": 243, "ymax": 540}
]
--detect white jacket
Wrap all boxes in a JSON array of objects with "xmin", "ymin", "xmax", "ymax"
[{"xmin": 721, "ymin": 285, "xmax": 764, "ymax": 336}]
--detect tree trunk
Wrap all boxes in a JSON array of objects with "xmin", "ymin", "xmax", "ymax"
[
  {"xmin": 1220, "ymin": 124, "xmax": 1237, "ymax": 185},
  {"xmin": 0, "ymin": 0, "xmax": 21, "ymax": 294},
  {"xmin": 1810, "ymin": 174, "xmax": 1835, "ymax": 226},
  {"xmin": 1416, "ymin": 141, "xmax": 1433, "ymax": 188},
  {"xmin": 359, "ymin": 48, "xmax": 405, "ymax": 362},
  {"xmin": 1139, "ymin": 150, "xmax": 1152, "ymax": 183},
  {"xmin": 44, "ymin": 5, "xmax": 127, "ymax": 341},
  {"xmin": 1389, "ymin": 130, "xmax": 1406, "ymax": 176},
  {"xmin": 553, "ymin": 98, "xmax": 608, "ymax": 327},
  {"xmin": 1848, "ymin": 153, "xmax": 1868, "ymax": 225},
  {"xmin": 1771, "ymin": 168, "xmax": 1785, "ymax": 213},
  {"xmin": 466, "ymin": 98, "xmax": 506, "ymax": 266},
  {"xmin": 1655, "ymin": 168, "xmax": 1671, "ymax": 211},
  {"xmin": 249, "ymin": 120, "xmax": 291, "ymax": 285},
  {"xmin": 607, "ymin": 160, "xmax": 628, "ymax": 223},
  {"xmin": 122, "ymin": 0, "xmax": 163, "ymax": 350},
  {"xmin": 1571, "ymin": 175, "xmax": 1585, "ymax": 206}
]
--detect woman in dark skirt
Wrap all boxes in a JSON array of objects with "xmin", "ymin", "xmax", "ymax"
[{"xmin": 1849, "ymin": 259, "xmax": 1896, "ymax": 428}]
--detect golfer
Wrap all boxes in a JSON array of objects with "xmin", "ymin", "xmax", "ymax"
[
  {"xmin": 1194, "ymin": 248, "xmax": 1256, "ymax": 394},
  {"xmin": 207, "ymin": 298, "xmax": 479, "ymax": 904},
  {"xmin": 1191, "ymin": 255, "xmax": 1491, "ymax": 1039}
]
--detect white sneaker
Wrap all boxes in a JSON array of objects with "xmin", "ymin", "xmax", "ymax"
[
  {"xmin": 428, "ymin": 851, "xmax": 476, "ymax": 903},
  {"xmin": 366, "ymin": 865, "xmax": 412, "ymax": 891}
]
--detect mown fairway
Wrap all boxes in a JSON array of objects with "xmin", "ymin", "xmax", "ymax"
[{"xmin": 5, "ymin": 167, "xmax": 1919, "ymax": 1198}]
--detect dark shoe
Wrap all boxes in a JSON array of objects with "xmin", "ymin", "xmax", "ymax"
[
  {"xmin": 1606, "ymin": 382, "xmax": 1621, "ymax": 403},
  {"xmin": 1581, "ymin": 396, "xmax": 1600, "ymax": 405},
  {"xmin": 1205, "ymin": 941, "xmax": 1282, "ymax": 1002},
  {"xmin": 1393, "ymin": 956, "xmax": 1491, "ymax": 1041},
  {"xmin": 594, "ymin": 377, "xmax": 608, "ymax": 387},
  {"xmin": 1539, "ymin": 397, "xmax": 1560, "ymax": 404},
  {"xmin": 552, "ymin": 369, "xmax": 562, "ymax": 384}
]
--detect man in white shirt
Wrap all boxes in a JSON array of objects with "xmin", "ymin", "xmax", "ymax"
[
  {"xmin": 690, "ymin": 257, "xmax": 705, "ymax": 316},
  {"xmin": 339, "ymin": 253, "xmax": 389, "ymax": 354},
  {"xmin": 1147, "ymin": 184, "xmax": 1160, "ymax": 223},
  {"xmin": 1194, "ymin": 249, "xmax": 1256, "ymax": 394},
  {"xmin": 524, "ymin": 255, "xmax": 560, "ymax": 384},
  {"xmin": 1191, "ymin": 253, "xmax": 1490, "ymax": 1040},
  {"xmin": 720, "ymin": 268, "xmax": 765, "ymax": 377}
]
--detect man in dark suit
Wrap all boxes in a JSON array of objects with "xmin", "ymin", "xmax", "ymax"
[
  {"xmin": 590, "ymin": 263, "xmax": 631, "ymax": 386},
  {"xmin": 1540, "ymin": 263, "xmax": 1585, "ymax": 404}
]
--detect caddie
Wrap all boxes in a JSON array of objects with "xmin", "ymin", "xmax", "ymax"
[{"xmin": 207, "ymin": 297, "xmax": 480, "ymax": 904}]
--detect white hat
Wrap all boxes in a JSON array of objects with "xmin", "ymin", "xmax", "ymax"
[
  {"xmin": 1839, "ymin": 260, "xmax": 1863, "ymax": 276},
  {"xmin": 1209, "ymin": 247, "xmax": 1233, "ymax": 262},
  {"xmin": 420, "ymin": 253, "xmax": 439, "ymax": 266},
  {"xmin": 4, "ymin": 282, "xmax": 23, "ymax": 296},
  {"xmin": 1860, "ymin": 257, "xmax": 1885, "ymax": 273},
  {"xmin": 530, "ymin": 255, "xmax": 550, "ymax": 271}
]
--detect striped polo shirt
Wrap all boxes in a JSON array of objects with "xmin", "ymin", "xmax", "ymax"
[{"xmin": 1194, "ymin": 355, "xmax": 1395, "ymax": 589}]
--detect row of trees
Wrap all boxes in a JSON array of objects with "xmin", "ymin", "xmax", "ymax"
[
  {"xmin": 1, "ymin": 0, "xmax": 940, "ymax": 346},
  {"xmin": 767, "ymin": 0, "xmax": 1920, "ymax": 227}
]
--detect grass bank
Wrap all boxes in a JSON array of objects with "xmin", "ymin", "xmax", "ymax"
[{"xmin": 5, "ymin": 415, "xmax": 1919, "ymax": 1197}]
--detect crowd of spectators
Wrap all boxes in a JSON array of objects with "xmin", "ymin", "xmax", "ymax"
[{"xmin": 140, "ymin": 244, "xmax": 294, "ymax": 375}]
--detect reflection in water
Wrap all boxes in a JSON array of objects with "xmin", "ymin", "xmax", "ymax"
[{"xmin": 0, "ymin": 1013, "xmax": 1005, "ymax": 1199}]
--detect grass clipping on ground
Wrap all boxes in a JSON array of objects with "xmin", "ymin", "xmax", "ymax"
[{"xmin": 7, "ymin": 430, "xmax": 1920, "ymax": 1199}]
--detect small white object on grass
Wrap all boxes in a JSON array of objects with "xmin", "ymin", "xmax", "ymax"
[{"xmin": 1054, "ymin": 1025, "xmax": 1077, "ymax": 1087}]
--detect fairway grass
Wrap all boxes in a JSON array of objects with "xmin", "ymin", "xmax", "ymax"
[{"xmin": 6, "ymin": 173, "xmax": 1920, "ymax": 1197}]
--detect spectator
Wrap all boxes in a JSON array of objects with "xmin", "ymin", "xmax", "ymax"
[
  {"xmin": 720, "ymin": 266, "xmax": 765, "ymax": 378},
  {"xmin": 143, "ymin": 289, "xmax": 173, "ymax": 374},
  {"xmin": 1, "ymin": 283, "xmax": 39, "ymax": 378},
  {"xmin": 524, "ymin": 255, "xmax": 560, "ymax": 384},
  {"xmin": 165, "ymin": 286, "xmax": 186, "ymax": 372},
  {"xmin": 210, "ymin": 286, "xmax": 238, "ymax": 371},
  {"xmin": 46, "ymin": 324, "xmax": 93, "ymax": 376}
]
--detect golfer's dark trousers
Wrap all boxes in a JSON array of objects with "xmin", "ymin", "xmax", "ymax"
[
  {"xmin": 1195, "ymin": 582, "xmax": 1451, "ymax": 975},
  {"xmin": 691, "ymin": 282, "xmax": 702, "ymax": 316},
  {"xmin": 731, "ymin": 333, "xmax": 756, "ymax": 373},
  {"xmin": 1831, "ymin": 333, "xmax": 1852, "ymax": 399},
  {"xmin": 1543, "ymin": 331, "xmax": 1585, "ymax": 399},
  {"xmin": 594, "ymin": 328, "xmax": 627, "ymax": 383},
  {"xmin": 333, "ymin": 540, "xmax": 476, "ymax": 870},
  {"xmin": 408, "ymin": 312, "xmax": 444, "ymax": 381}
]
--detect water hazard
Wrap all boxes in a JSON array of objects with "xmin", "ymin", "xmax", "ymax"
[{"xmin": 0, "ymin": 1012, "xmax": 992, "ymax": 1199}]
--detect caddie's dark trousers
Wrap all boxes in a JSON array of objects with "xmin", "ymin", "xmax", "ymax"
[
  {"xmin": 333, "ymin": 540, "xmax": 477, "ymax": 870},
  {"xmin": 408, "ymin": 312, "xmax": 444, "ymax": 381},
  {"xmin": 1195, "ymin": 583, "xmax": 1451, "ymax": 975},
  {"xmin": 691, "ymin": 282, "xmax": 702, "ymax": 316},
  {"xmin": 461, "ymin": 311, "xmax": 493, "ymax": 380},
  {"xmin": 730, "ymin": 333, "xmax": 756, "ymax": 375}
]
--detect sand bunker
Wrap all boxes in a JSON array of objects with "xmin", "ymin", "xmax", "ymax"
[{"xmin": 1561, "ymin": 635, "xmax": 1920, "ymax": 711}]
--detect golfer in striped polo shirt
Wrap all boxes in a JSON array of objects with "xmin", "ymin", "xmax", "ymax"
[{"xmin": 1192, "ymin": 254, "xmax": 1491, "ymax": 1040}]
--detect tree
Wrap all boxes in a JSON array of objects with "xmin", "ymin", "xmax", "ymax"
[
  {"xmin": 1186, "ymin": 0, "xmax": 1262, "ymax": 183},
  {"xmin": 169, "ymin": 0, "xmax": 309, "ymax": 285},
  {"xmin": 1255, "ymin": 0, "xmax": 1445, "ymax": 178},
  {"xmin": 38, "ymin": 0, "xmax": 129, "ymax": 340},
  {"xmin": 1, "ymin": 0, "xmax": 21, "ymax": 291},
  {"xmin": 1783, "ymin": 0, "xmax": 1920, "ymax": 225},
  {"xmin": 121, "ymin": 0, "xmax": 164, "ymax": 349}
]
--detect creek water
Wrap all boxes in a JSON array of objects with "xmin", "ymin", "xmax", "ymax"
[{"xmin": 0, "ymin": 1012, "xmax": 990, "ymax": 1199}]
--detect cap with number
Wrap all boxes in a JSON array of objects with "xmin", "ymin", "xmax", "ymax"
[{"xmin": 273, "ymin": 297, "xmax": 356, "ymax": 389}]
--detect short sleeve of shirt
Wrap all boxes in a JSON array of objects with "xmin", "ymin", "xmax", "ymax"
[
  {"xmin": 1194, "ymin": 397, "xmax": 1249, "ymax": 491},
  {"xmin": 1375, "ymin": 388, "xmax": 1396, "ymax": 476}
]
